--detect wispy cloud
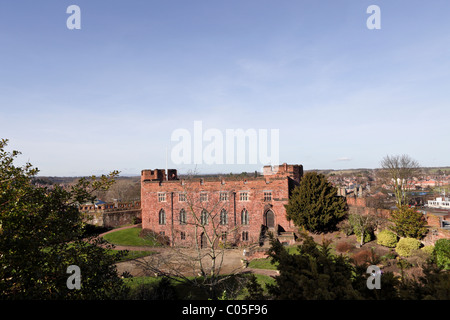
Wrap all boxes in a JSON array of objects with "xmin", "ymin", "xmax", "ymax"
[{"xmin": 335, "ymin": 157, "xmax": 352, "ymax": 162}]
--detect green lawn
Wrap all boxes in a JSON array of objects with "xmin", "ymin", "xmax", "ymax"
[
  {"xmin": 248, "ymin": 258, "xmax": 277, "ymax": 270},
  {"xmin": 102, "ymin": 226, "xmax": 161, "ymax": 247},
  {"xmin": 248, "ymin": 245, "xmax": 298, "ymax": 270}
]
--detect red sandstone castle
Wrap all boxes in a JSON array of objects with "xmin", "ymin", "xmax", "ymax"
[{"xmin": 141, "ymin": 163, "xmax": 303, "ymax": 247}]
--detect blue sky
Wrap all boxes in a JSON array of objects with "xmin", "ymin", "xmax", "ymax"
[{"xmin": 1, "ymin": 0, "xmax": 449, "ymax": 176}]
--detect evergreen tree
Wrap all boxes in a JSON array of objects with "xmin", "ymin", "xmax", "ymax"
[
  {"xmin": 389, "ymin": 205, "xmax": 428, "ymax": 240},
  {"xmin": 267, "ymin": 233, "xmax": 361, "ymax": 300},
  {"xmin": 285, "ymin": 172, "xmax": 347, "ymax": 233}
]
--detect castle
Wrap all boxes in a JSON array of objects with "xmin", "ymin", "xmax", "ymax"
[{"xmin": 140, "ymin": 163, "xmax": 303, "ymax": 247}]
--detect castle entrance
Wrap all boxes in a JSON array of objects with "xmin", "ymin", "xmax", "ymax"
[{"xmin": 264, "ymin": 209, "xmax": 275, "ymax": 229}]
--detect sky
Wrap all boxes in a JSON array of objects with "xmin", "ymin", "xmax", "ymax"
[{"xmin": 0, "ymin": 0, "xmax": 449, "ymax": 176}]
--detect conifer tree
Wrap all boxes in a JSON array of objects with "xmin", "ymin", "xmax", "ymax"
[
  {"xmin": 285, "ymin": 171, "xmax": 347, "ymax": 233},
  {"xmin": 389, "ymin": 205, "xmax": 428, "ymax": 239}
]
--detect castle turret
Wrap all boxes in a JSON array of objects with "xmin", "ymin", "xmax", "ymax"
[
  {"xmin": 141, "ymin": 169, "xmax": 178, "ymax": 182},
  {"xmin": 263, "ymin": 163, "xmax": 303, "ymax": 183}
]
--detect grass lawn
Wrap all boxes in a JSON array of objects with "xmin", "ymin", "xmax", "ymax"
[
  {"xmin": 248, "ymin": 258, "xmax": 277, "ymax": 270},
  {"xmin": 247, "ymin": 244, "xmax": 298, "ymax": 270},
  {"xmin": 103, "ymin": 226, "xmax": 161, "ymax": 247}
]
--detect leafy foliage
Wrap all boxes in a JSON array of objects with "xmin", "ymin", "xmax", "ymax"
[
  {"xmin": 348, "ymin": 214, "xmax": 377, "ymax": 245},
  {"xmin": 243, "ymin": 274, "xmax": 267, "ymax": 300},
  {"xmin": 260, "ymin": 233, "xmax": 450, "ymax": 300},
  {"xmin": 434, "ymin": 239, "xmax": 450, "ymax": 270},
  {"xmin": 376, "ymin": 229, "xmax": 398, "ymax": 248},
  {"xmin": 395, "ymin": 238, "xmax": 422, "ymax": 257},
  {"xmin": 0, "ymin": 138, "xmax": 127, "ymax": 299},
  {"xmin": 266, "ymin": 233, "xmax": 361, "ymax": 300},
  {"xmin": 285, "ymin": 172, "xmax": 347, "ymax": 233},
  {"xmin": 127, "ymin": 277, "xmax": 178, "ymax": 300}
]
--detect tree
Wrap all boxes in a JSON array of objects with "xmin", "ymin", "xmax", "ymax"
[
  {"xmin": 389, "ymin": 205, "xmax": 428, "ymax": 239},
  {"xmin": 0, "ymin": 139, "xmax": 128, "ymax": 299},
  {"xmin": 379, "ymin": 154, "xmax": 421, "ymax": 207},
  {"xmin": 136, "ymin": 171, "xmax": 245, "ymax": 300},
  {"xmin": 285, "ymin": 171, "xmax": 347, "ymax": 233},
  {"xmin": 434, "ymin": 239, "xmax": 450, "ymax": 270},
  {"xmin": 266, "ymin": 233, "xmax": 361, "ymax": 300},
  {"xmin": 349, "ymin": 213, "xmax": 378, "ymax": 246}
]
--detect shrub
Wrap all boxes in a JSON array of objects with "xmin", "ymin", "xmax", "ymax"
[
  {"xmin": 380, "ymin": 252, "xmax": 397, "ymax": 261},
  {"xmin": 376, "ymin": 229, "xmax": 398, "ymax": 248},
  {"xmin": 409, "ymin": 248, "xmax": 432, "ymax": 268},
  {"xmin": 351, "ymin": 249, "xmax": 379, "ymax": 266},
  {"xmin": 128, "ymin": 277, "xmax": 178, "ymax": 300},
  {"xmin": 396, "ymin": 258, "xmax": 412, "ymax": 270},
  {"xmin": 395, "ymin": 238, "xmax": 421, "ymax": 257},
  {"xmin": 421, "ymin": 245, "xmax": 434, "ymax": 255},
  {"xmin": 335, "ymin": 241, "xmax": 353, "ymax": 253},
  {"xmin": 434, "ymin": 239, "xmax": 450, "ymax": 270}
]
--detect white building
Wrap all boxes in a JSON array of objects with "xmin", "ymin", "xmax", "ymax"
[{"xmin": 427, "ymin": 197, "xmax": 450, "ymax": 209}]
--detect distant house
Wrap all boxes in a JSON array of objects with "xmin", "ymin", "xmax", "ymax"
[{"xmin": 427, "ymin": 197, "xmax": 450, "ymax": 210}]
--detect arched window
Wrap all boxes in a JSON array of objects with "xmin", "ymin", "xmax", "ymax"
[
  {"xmin": 179, "ymin": 209, "xmax": 187, "ymax": 225},
  {"xmin": 159, "ymin": 209, "xmax": 166, "ymax": 225},
  {"xmin": 200, "ymin": 210, "xmax": 208, "ymax": 225},
  {"xmin": 220, "ymin": 209, "xmax": 228, "ymax": 225},
  {"xmin": 241, "ymin": 209, "xmax": 249, "ymax": 225}
]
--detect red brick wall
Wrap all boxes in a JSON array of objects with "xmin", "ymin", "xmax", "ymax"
[
  {"xmin": 423, "ymin": 228, "xmax": 450, "ymax": 246},
  {"xmin": 141, "ymin": 169, "xmax": 299, "ymax": 247},
  {"xmin": 346, "ymin": 196, "xmax": 392, "ymax": 220},
  {"xmin": 426, "ymin": 213, "xmax": 442, "ymax": 228}
]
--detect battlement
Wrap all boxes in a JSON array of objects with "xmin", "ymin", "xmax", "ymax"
[
  {"xmin": 142, "ymin": 164, "xmax": 302, "ymax": 185},
  {"xmin": 141, "ymin": 169, "xmax": 178, "ymax": 182},
  {"xmin": 263, "ymin": 163, "xmax": 303, "ymax": 183}
]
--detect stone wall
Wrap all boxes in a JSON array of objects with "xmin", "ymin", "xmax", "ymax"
[
  {"xmin": 102, "ymin": 209, "xmax": 141, "ymax": 228},
  {"xmin": 84, "ymin": 209, "xmax": 141, "ymax": 228}
]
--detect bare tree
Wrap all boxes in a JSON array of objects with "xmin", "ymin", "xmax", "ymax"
[
  {"xmin": 93, "ymin": 177, "xmax": 141, "ymax": 202},
  {"xmin": 135, "ymin": 172, "xmax": 246, "ymax": 299},
  {"xmin": 379, "ymin": 154, "xmax": 421, "ymax": 207}
]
